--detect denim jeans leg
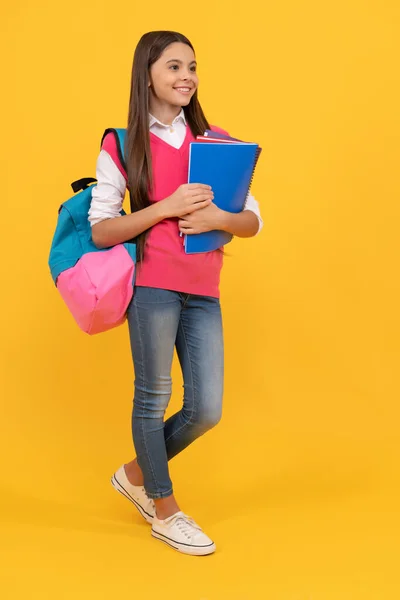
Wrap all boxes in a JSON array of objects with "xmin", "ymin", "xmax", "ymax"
[
  {"xmin": 163, "ymin": 294, "xmax": 224, "ymax": 460},
  {"xmin": 127, "ymin": 286, "xmax": 181, "ymax": 499}
]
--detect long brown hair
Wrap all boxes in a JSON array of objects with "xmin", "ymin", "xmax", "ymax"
[{"xmin": 125, "ymin": 30, "xmax": 210, "ymax": 262}]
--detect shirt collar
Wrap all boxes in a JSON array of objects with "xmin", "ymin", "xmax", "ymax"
[{"xmin": 149, "ymin": 108, "xmax": 187, "ymax": 129}]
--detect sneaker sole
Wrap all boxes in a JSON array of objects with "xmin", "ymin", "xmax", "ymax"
[
  {"xmin": 111, "ymin": 474, "xmax": 154, "ymax": 524},
  {"xmin": 151, "ymin": 529, "xmax": 216, "ymax": 556}
]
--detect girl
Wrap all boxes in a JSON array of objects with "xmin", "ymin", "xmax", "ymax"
[{"xmin": 88, "ymin": 30, "xmax": 263, "ymax": 556}]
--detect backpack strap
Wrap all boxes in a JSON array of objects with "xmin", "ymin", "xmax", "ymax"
[
  {"xmin": 100, "ymin": 128, "xmax": 127, "ymax": 181},
  {"xmin": 100, "ymin": 128, "xmax": 136, "ymax": 255}
]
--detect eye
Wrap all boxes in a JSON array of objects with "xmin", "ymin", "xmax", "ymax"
[
  {"xmin": 190, "ymin": 65, "xmax": 197, "ymax": 72},
  {"xmin": 169, "ymin": 64, "xmax": 179, "ymax": 70}
]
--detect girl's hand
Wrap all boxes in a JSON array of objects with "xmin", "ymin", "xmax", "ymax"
[
  {"xmin": 161, "ymin": 184, "xmax": 214, "ymax": 218},
  {"xmin": 178, "ymin": 203, "xmax": 225, "ymax": 235}
]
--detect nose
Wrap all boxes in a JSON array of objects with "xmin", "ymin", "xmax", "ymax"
[{"xmin": 181, "ymin": 69, "xmax": 193, "ymax": 81}]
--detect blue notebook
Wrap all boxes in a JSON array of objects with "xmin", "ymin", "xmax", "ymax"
[{"xmin": 184, "ymin": 140, "xmax": 261, "ymax": 254}]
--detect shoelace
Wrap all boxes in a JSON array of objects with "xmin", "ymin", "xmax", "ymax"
[{"xmin": 168, "ymin": 514, "xmax": 202, "ymax": 539}]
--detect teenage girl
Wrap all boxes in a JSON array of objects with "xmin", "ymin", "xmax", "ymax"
[{"xmin": 88, "ymin": 30, "xmax": 263, "ymax": 556}]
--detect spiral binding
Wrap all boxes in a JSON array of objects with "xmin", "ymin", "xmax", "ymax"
[{"xmin": 245, "ymin": 146, "xmax": 262, "ymax": 202}]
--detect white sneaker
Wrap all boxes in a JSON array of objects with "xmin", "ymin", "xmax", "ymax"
[
  {"xmin": 111, "ymin": 465, "xmax": 156, "ymax": 524},
  {"xmin": 151, "ymin": 511, "xmax": 216, "ymax": 556}
]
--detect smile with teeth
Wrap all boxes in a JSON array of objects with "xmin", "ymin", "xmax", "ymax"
[{"xmin": 174, "ymin": 87, "xmax": 192, "ymax": 94}]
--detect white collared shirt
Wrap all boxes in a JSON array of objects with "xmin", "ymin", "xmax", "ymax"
[{"xmin": 88, "ymin": 109, "xmax": 263, "ymax": 233}]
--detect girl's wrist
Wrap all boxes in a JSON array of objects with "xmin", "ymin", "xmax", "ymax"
[
  {"xmin": 155, "ymin": 198, "xmax": 171, "ymax": 220},
  {"xmin": 217, "ymin": 209, "xmax": 231, "ymax": 232}
]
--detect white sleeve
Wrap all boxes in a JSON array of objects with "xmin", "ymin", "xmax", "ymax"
[
  {"xmin": 243, "ymin": 192, "xmax": 263, "ymax": 234},
  {"xmin": 88, "ymin": 149, "xmax": 127, "ymax": 226}
]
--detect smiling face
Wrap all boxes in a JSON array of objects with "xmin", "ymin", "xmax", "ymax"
[{"xmin": 148, "ymin": 42, "xmax": 199, "ymax": 118}]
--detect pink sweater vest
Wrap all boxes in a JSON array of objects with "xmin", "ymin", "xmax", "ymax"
[{"xmin": 102, "ymin": 124, "xmax": 229, "ymax": 298}]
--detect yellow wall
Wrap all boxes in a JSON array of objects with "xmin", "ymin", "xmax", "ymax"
[{"xmin": 1, "ymin": 1, "xmax": 399, "ymax": 598}]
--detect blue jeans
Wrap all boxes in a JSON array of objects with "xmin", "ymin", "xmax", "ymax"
[{"xmin": 127, "ymin": 286, "xmax": 224, "ymax": 499}]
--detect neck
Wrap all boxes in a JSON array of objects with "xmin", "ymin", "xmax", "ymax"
[{"xmin": 149, "ymin": 101, "xmax": 182, "ymax": 126}]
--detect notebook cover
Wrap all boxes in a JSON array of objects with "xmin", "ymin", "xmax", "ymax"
[{"xmin": 184, "ymin": 142, "xmax": 259, "ymax": 254}]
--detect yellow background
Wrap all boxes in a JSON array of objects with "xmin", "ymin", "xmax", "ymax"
[{"xmin": 1, "ymin": 0, "xmax": 399, "ymax": 598}]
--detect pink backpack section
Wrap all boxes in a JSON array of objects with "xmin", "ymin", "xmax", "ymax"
[{"xmin": 56, "ymin": 244, "xmax": 135, "ymax": 335}]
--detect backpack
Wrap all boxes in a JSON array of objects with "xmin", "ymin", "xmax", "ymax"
[{"xmin": 48, "ymin": 128, "xmax": 136, "ymax": 335}]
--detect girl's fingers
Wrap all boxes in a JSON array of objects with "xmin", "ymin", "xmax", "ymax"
[
  {"xmin": 189, "ymin": 199, "xmax": 212, "ymax": 212},
  {"xmin": 187, "ymin": 183, "xmax": 212, "ymax": 190},
  {"xmin": 190, "ymin": 190, "xmax": 214, "ymax": 200}
]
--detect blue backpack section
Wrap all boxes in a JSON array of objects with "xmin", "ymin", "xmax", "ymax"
[{"xmin": 48, "ymin": 128, "xmax": 136, "ymax": 283}]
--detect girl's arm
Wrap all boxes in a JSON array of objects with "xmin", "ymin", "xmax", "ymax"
[
  {"xmin": 90, "ymin": 151, "xmax": 213, "ymax": 248},
  {"xmin": 218, "ymin": 209, "xmax": 260, "ymax": 238},
  {"xmin": 92, "ymin": 204, "xmax": 167, "ymax": 249},
  {"xmin": 178, "ymin": 193, "xmax": 263, "ymax": 238},
  {"xmin": 90, "ymin": 150, "xmax": 165, "ymax": 248}
]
